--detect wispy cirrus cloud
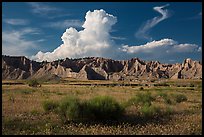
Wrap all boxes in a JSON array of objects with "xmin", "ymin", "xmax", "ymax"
[
  {"xmin": 44, "ymin": 19, "xmax": 83, "ymax": 29},
  {"xmin": 3, "ymin": 18, "xmax": 29, "ymax": 25},
  {"xmin": 27, "ymin": 2, "xmax": 61, "ymax": 16},
  {"xmin": 186, "ymin": 12, "xmax": 202, "ymax": 20},
  {"xmin": 135, "ymin": 4, "xmax": 171, "ymax": 41},
  {"xmin": 2, "ymin": 28, "xmax": 42, "ymax": 56},
  {"xmin": 27, "ymin": 2, "xmax": 71, "ymax": 19},
  {"xmin": 111, "ymin": 36, "xmax": 126, "ymax": 40},
  {"xmin": 199, "ymin": 12, "xmax": 202, "ymax": 16}
]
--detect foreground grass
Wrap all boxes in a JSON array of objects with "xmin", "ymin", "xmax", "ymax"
[{"xmin": 2, "ymin": 79, "xmax": 202, "ymax": 135}]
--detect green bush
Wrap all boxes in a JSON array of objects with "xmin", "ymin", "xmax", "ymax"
[
  {"xmin": 140, "ymin": 104, "xmax": 161, "ymax": 118},
  {"xmin": 174, "ymin": 94, "xmax": 187, "ymax": 103},
  {"xmin": 56, "ymin": 96, "xmax": 125, "ymax": 122},
  {"xmin": 158, "ymin": 92, "xmax": 172, "ymax": 105},
  {"xmin": 165, "ymin": 106, "xmax": 173, "ymax": 115},
  {"xmin": 58, "ymin": 96, "xmax": 82, "ymax": 122},
  {"xmin": 87, "ymin": 96, "xmax": 124, "ymax": 121},
  {"xmin": 27, "ymin": 79, "xmax": 41, "ymax": 87},
  {"xmin": 43, "ymin": 100, "xmax": 59, "ymax": 112},
  {"xmin": 131, "ymin": 92, "xmax": 155, "ymax": 106}
]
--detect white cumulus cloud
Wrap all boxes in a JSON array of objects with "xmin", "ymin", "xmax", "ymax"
[
  {"xmin": 31, "ymin": 9, "xmax": 201, "ymax": 63},
  {"xmin": 121, "ymin": 38, "xmax": 200, "ymax": 54},
  {"xmin": 32, "ymin": 9, "xmax": 117, "ymax": 62}
]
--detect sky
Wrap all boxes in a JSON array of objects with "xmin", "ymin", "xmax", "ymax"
[{"xmin": 2, "ymin": 2, "xmax": 202, "ymax": 63}]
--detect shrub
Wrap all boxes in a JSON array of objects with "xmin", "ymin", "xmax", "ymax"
[
  {"xmin": 173, "ymin": 94, "xmax": 187, "ymax": 103},
  {"xmin": 140, "ymin": 104, "xmax": 161, "ymax": 118},
  {"xmin": 131, "ymin": 92, "xmax": 155, "ymax": 106},
  {"xmin": 58, "ymin": 96, "xmax": 82, "ymax": 122},
  {"xmin": 55, "ymin": 96, "xmax": 125, "ymax": 122},
  {"xmin": 165, "ymin": 106, "xmax": 173, "ymax": 115},
  {"xmin": 43, "ymin": 100, "xmax": 59, "ymax": 112},
  {"xmin": 139, "ymin": 87, "xmax": 144, "ymax": 90},
  {"xmin": 86, "ymin": 96, "xmax": 124, "ymax": 121},
  {"xmin": 27, "ymin": 79, "xmax": 41, "ymax": 87},
  {"xmin": 164, "ymin": 98, "xmax": 172, "ymax": 105},
  {"xmin": 189, "ymin": 83, "xmax": 195, "ymax": 87},
  {"xmin": 158, "ymin": 92, "xmax": 172, "ymax": 105}
]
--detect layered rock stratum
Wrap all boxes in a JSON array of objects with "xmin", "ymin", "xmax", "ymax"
[{"xmin": 2, "ymin": 55, "xmax": 202, "ymax": 81}]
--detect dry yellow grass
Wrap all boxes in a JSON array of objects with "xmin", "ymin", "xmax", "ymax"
[{"xmin": 2, "ymin": 79, "xmax": 202, "ymax": 135}]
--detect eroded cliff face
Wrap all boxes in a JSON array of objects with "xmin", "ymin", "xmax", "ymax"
[{"xmin": 2, "ymin": 55, "xmax": 202, "ymax": 81}]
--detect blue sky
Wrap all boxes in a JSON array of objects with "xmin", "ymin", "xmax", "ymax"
[{"xmin": 2, "ymin": 2, "xmax": 202, "ymax": 63}]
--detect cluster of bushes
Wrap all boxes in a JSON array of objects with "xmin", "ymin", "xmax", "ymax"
[
  {"xmin": 42, "ymin": 92, "xmax": 188, "ymax": 123},
  {"xmin": 43, "ymin": 96, "xmax": 124, "ymax": 123},
  {"xmin": 127, "ymin": 92, "xmax": 161, "ymax": 118},
  {"xmin": 127, "ymin": 91, "xmax": 188, "ymax": 119},
  {"xmin": 128, "ymin": 92, "xmax": 155, "ymax": 106},
  {"xmin": 158, "ymin": 92, "xmax": 188, "ymax": 104}
]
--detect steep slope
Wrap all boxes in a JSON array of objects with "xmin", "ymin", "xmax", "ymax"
[{"xmin": 2, "ymin": 55, "xmax": 41, "ymax": 79}]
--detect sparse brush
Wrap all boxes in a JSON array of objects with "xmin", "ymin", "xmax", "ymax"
[
  {"xmin": 173, "ymin": 94, "xmax": 188, "ymax": 103},
  {"xmin": 43, "ymin": 100, "xmax": 59, "ymax": 113},
  {"xmin": 27, "ymin": 79, "xmax": 41, "ymax": 87},
  {"xmin": 158, "ymin": 92, "xmax": 172, "ymax": 105},
  {"xmin": 165, "ymin": 106, "xmax": 173, "ymax": 115},
  {"xmin": 130, "ymin": 92, "xmax": 155, "ymax": 107},
  {"xmin": 140, "ymin": 104, "xmax": 161, "ymax": 119}
]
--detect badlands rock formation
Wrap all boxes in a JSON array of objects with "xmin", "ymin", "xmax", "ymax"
[{"xmin": 2, "ymin": 55, "xmax": 202, "ymax": 81}]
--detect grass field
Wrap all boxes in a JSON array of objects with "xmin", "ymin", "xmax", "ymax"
[{"xmin": 2, "ymin": 79, "xmax": 202, "ymax": 135}]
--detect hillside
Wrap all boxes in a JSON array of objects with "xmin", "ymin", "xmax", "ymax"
[{"xmin": 2, "ymin": 55, "xmax": 202, "ymax": 81}]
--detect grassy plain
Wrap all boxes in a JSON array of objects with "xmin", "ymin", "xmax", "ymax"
[{"xmin": 2, "ymin": 79, "xmax": 202, "ymax": 135}]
